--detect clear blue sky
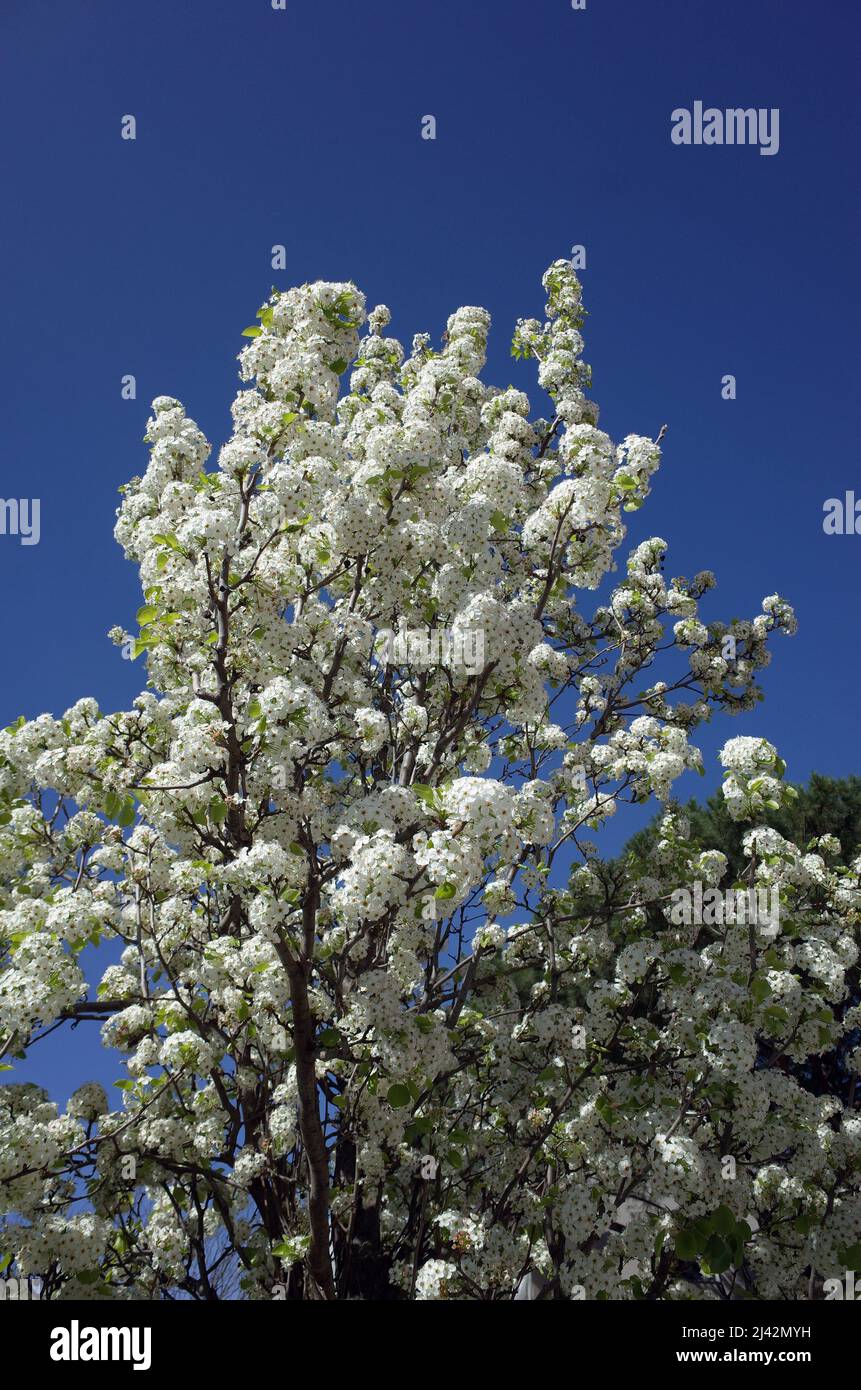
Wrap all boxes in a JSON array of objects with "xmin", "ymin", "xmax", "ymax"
[{"xmin": 1, "ymin": 0, "xmax": 859, "ymax": 1098}]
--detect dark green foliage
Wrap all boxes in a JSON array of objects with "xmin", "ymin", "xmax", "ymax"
[
  {"xmin": 619, "ymin": 772, "xmax": 861, "ymax": 1106},
  {"xmin": 622, "ymin": 773, "xmax": 861, "ymax": 879}
]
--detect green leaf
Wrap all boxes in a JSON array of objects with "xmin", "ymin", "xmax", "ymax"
[
  {"xmin": 434, "ymin": 882, "xmax": 457, "ymax": 901},
  {"xmin": 713, "ymin": 1205, "xmax": 735, "ymax": 1237},
  {"xmin": 412, "ymin": 784, "xmax": 438, "ymax": 808},
  {"xmin": 136, "ymin": 604, "xmax": 159, "ymax": 626},
  {"xmin": 387, "ymin": 1084, "xmax": 411, "ymax": 1109},
  {"xmin": 131, "ymin": 635, "xmax": 158, "ymax": 660},
  {"xmin": 242, "ymin": 325, "xmax": 262, "ymax": 338},
  {"xmin": 675, "ymin": 1227, "xmax": 700, "ymax": 1260},
  {"xmin": 328, "ymin": 358, "xmax": 348, "ymax": 374},
  {"xmin": 318, "ymin": 1028, "xmax": 340, "ymax": 1048},
  {"xmin": 763, "ymin": 1005, "xmax": 789, "ymax": 1026},
  {"xmin": 750, "ymin": 974, "xmax": 772, "ymax": 1005},
  {"xmin": 702, "ymin": 1234, "xmax": 732, "ymax": 1275},
  {"xmin": 733, "ymin": 1220, "xmax": 752, "ymax": 1247}
]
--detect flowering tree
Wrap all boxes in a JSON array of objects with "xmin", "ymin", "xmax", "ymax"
[{"xmin": 1, "ymin": 261, "xmax": 859, "ymax": 1302}]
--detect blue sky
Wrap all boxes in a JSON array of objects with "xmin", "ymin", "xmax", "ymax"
[{"xmin": 1, "ymin": 0, "xmax": 859, "ymax": 1098}]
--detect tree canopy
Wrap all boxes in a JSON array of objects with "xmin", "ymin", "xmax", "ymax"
[{"xmin": 1, "ymin": 262, "xmax": 859, "ymax": 1302}]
